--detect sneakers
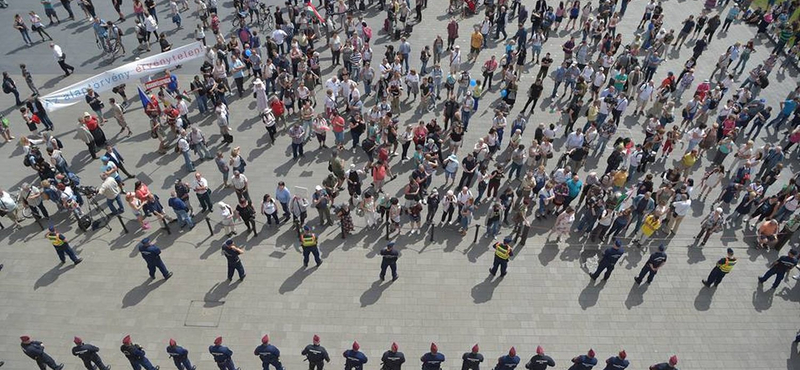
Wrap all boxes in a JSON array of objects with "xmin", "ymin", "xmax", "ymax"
[
  {"xmin": 164, "ymin": 272, "xmax": 173, "ymax": 280},
  {"xmin": 74, "ymin": 258, "xmax": 83, "ymax": 265}
]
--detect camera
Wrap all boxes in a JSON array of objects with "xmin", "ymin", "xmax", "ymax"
[{"xmin": 77, "ymin": 185, "xmax": 99, "ymax": 198}]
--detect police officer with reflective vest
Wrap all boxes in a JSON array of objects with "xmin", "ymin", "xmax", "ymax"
[
  {"xmin": 421, "ymin": 343, "xmax": 446, "ymax": 370},
  {"xmin": 569, "ymin": 349, "xmax": 597, "ymax": 370},
  {"xmin": 138, "ymin": 238, "xmax": 173, "ymax": 280},
  {"xmin": 489, "ymin": 237, "xmax": 514, "ymax": 277},
  {"xmin": 602, "ymin": 351, "xmax": 628, "ymax": 370},
  {"xmin": 590, "ymin": 240, "xmax": 624, "ymax": 281},
  {"xmin": 494, "ymin": 348, "xmax": 520, "ymax": 370},
  {"xmin": 343, "ymin": 341, "xmax": 368, "ymax": 370},
  {"xmin": 20, "ymin": 336, "xmax": 64, "ymax": 370},
  {"xmin": 72, "ymin": 336, "xmax": 110, "ymax": 370},
  {"xmin": 634, "ymin": 244, "xmax": 667, "ymax": 285},
  {"xmin": 209, "ymin": 336, "xmax": 237, "ymax": 370},
  {"xmin": 758, "ymin": 249, "xmax": 799, "ymax": 290},
  {"xmin": 525, "ymin": 346, "xmax": 555, "ymax": 370},
  {"xmin": 461, "ymin": 344, "xmax": 484, "ymax": 370},
  {"xmin": 300, "ymin": 225, "xmax": 323, "ymax": 267},
  {"xmin": 380, "ymin": 242, "xmax": 400, "ymax": 281},
  {"xmin": 255, "ymin": 335, "xmax": 283, "ymax": 370},
  {"xmin": 45, "ymin": 226, "xmax": 82, "ymax": 265},
  {"xmin": 703, "ymin": 248, "xmax": 736, "ymax": 287},
  {"xmin": 120, "ymin": 335, "xmax": 158, "ymax": 370},
  {"xmin": 222, "ymin": 239, "xmax": 246, "ymax": 281},
  {"xmin": 167, "ymin": 338, "xmax": 196, "ymax": 370},
  {"xmin": 302, "ymin": 335, "xmax": 331, "ymax": 370},
  {"xmin": 648, "ymin": 355, "xmax": 678, "ymax": 370},
  {"xmin": 381, "ymin": 342, "xmax": 406, "ymax": 370}
]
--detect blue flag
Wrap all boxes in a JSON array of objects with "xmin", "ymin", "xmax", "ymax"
[{"xmin": 137, "ymin": 85, "xmax": 151, "ymax": 109}]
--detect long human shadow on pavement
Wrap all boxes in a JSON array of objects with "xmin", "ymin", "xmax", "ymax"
[
  {"xmin": 693, "ymin": 286, "xmax": 716, "ymax": 311},
  {"xmin": 578, "ymin": 280, "xmax": 606, "ymax": 310},
  {"xmin": 360, "ymin": 280, "xmax": 395, "ymax": 307},
  {"xmin": 752, "ymin": 284, "xmax": 775, "ymax": 312},
  {"xmin": 624, "ymin": 283, "xmax": 649, "ymax": 309},
  {"xmin": 471, "ymin": 275, "xmax": 503, "ymax": 304},
  {"xmin": 203, "ymin": 280, "xmax": 242, "ymax": 308},
  {"xmin": 121, "ymin": 278, "xmax": 167, "ymax": 308},
  {"xmin": 34, "ymin": 263, "xmax": 76, "ymax": 290},
  {"xmin": 279, "ymin": 265, "xmax": 318, "ymax": 294}
]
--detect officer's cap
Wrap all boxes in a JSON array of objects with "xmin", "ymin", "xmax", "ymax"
[
  {"xmin": 141, "ymin": 238, "xmax": 151, "ymax": 245},
  {"xmin": 614, "ymin": 240, "xmax": 622, "ymax": 248},
  {"xmin": 225, "ymin": 239, "xmax": 234, "ymax": 246},
  {"xmin": 387, "ymin": 242, "xmax": 395, "ymax": 248},
  {"xmin": 48, "ymin": 225, "xmax": 55, "ymax": 232},
  {"xmin": 658, "ymin": 244, "xmax": 666, "ymax": 252},
  {"xmin": 503, "ymin": 236, "xmax": 513, "ymax": 243},
  {"xmin": 727, "ymin": 248, "xmax": 734, "ymax": 255},
  {"xmin": 304, "ymin": 225, "xmax": 311, "ymax": 231}
]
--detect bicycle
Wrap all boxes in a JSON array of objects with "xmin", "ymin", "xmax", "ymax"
[
  {"xmin": 258, "ymin": 4, "xmax": 274, "ymax": 31},
  {"xmin": 231, "ymin": 10, "xmax": 248, "ymax": 29},
  {"xmin": 102, "ymin": 38, "xmax": 123, "ymax": 62}
]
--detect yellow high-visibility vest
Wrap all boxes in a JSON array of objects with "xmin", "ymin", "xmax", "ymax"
[
  {"xmin": 301, "ymin": 234, "xmax": 317, "ymax": 247},
  {"xmin": 494, "ymin": 243, "xmax": 511, "ymax": 260},
  {"xmin": 47, "ymin": 233, "xmax": 64, "ymax": 247},
  {"xmin": 718, "ymin": 257, "xmax": 737, "ymax": 273}
]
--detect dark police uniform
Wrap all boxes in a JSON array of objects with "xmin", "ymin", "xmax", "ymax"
[
  {"xmin": 634, "ymin": 249, "xmax": 667, "ymax": 284},
  {"xmin": 461, "ymin": 351, "xmax": 484, "ymax": 370},
  {"xmin": 759, "ymin": 252, "xmax": 799, "ymax": 289},
  {"xmin": 138, "ymin": 240, "xmax": 172, "ymax": 279},
  {"xmin": 343, "ymin": 349, "xmax": 368, "ymax": 370},
  {"xmin": 301, "ymin": 230, "xmax": 323, "ymax": 267},
  {"xmin": 381, "ymin": 349, "xmax": 406, "ymax": 370},
  {"xmin": 703, "ymin": 254, "xmax": 736, "ymax": 287},
  {"xmin": 421, "ymin": 351, "xmax": 446, "ymax": 370},
  {"xmin": 209, "ymin": 344, "xmax": 237, "ymax": 370},
  {"xmin": 525, "ymin": 354, "xmax": 556, "ymax": 370},
  {"xmin": 255, "ymin": 343, "xmax": 283, "ymax": 370},
  {"xmin": 22, "ymin": 340, "xmax": 63, "ymax": 370},
  {"xmin": 591, "ymin": 244, "xmax": 624, "ymax": 280},
  {"xmin": 380, "ymin": 244, "xmax": 400, "ymax": 280},
  {"xmin": 489, "ymin": 240, "xmax": 513, "ymax": 276},
  {"xmin": 602, "ymin": 356, "xmax": 629, "ymax": 370},
  {"xmin": 494, "ymin": 354, "xmax": 520, "ymax": 370},
  {"xmin": 302, "ymin": 343, "xmax": 331, "ymax": 370},
  {"xmin": 121, "ymin": 343, "xmax": 157, "ymax": 370},
  {"xmin": 649, "ymin": 362, "xmax": 677, "ymax": 370},
  {"xmin": 46, "ymin": 231, "xmax": 82, "ymax": 264},
  {"xmin": 568, "ymin": 355, "xmax": 597, "ymax": 370},
  {"xmin": 72, "ymin": 342, "xmax": 109, "ymax": 370},
  {"xmin": 222, "ymin": 241, "xmax": 246, "ymax": 280},
  {"xmin": 167, "ymin": 343, "xmax": 195, "ymax": 370}
]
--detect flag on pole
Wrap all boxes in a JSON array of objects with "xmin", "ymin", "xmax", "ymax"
[
  {"xmin": 137, "ymin": 85, "xmax": 151, "ymax": 109},
  {"xmin": 307, "ymin": 3, "xmax": 325, "ymax": 24}
]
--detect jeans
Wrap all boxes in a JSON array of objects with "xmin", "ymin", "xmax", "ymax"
[
  {"xmin": 508, "ymin": 162, "xmax": 523, "ymax": 179},
  {"xmin": 146, "ymin": 259, "xmax": 170, "ymax": 279},
  {"xmin": 196, "ymin": 94, "xmax": 208, "ymax": 113},
  {"xmin": 594, "ymin": 136, "xmax": 610, "ymax": 156},
  {"xmin": 291, "ymin": 142, "xmax": 304, "ymax": 158},
  {"xmin": 197, "ymin": 191, "xmax": 213, "ymax": 212},
  {"xmin": 759, "ymin": 266, "xmax": 788, "ymax": 289},
  {"xmin": 486, "ymin": 219, "xmax": 500, "ymax": 237},
  {"xmin": 462, "ymin": 110, "xmax": 472, "ymax": 130},
  {"xmin": 182, "ymin": 150, "xmax": 195, "ymax": 172},
  {"xmin": 106, "ymin": 194, "xmax": 124, "ymax": 214},
  {"xmin": 351, "ymin": 132, "xmax": 361, "ymax": 149},
  {"xmin": 175, "ymin": 209, "xmax": 194, "ymax": 228},
  {"xmin": 767, "ymin": 112, "xmax": 791, "ymax": 130},
  {"xmin": 636, "ymin": 264, "xmax": 657, "ymax": 283},
  {"xmin": 55, "ymin": 244, "xmax": 80, "ymax": 263},
  {"xmin": 227, "ymin": 261, "xmax": 245, "ymax": 280},
  {"xmin": 19, "ymin": 29, "xmax": 33, "ymax": 45},
  {"xmin": 303, "ymin": 246, "xmax": 322, "ymax": 266}
]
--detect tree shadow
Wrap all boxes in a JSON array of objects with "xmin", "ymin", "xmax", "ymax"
[
  {"xmin": 203, "ymin": 279, "xmax": 242, "ymax": 307},
  {"xmin": 624, "ymin": 282, "xmax": 649, "ymax": 309},
  {"xmin": 471, "ymin": 275, "xmax": 503, "ymax": 304},
  {"xmin": 693, "ymin": 286, "xmax": 716, "ymax": 311},
  {"xmin": 33, "ymin": 263, "xmax": 76, "ymax": 290},
  {"xmin": 121, "ymin": 278, "xmax": 167, "ymax": 308},
  {"xmin": 359, "ymin": 279, "xmax": 394, "ymax": 307},
  {"xmin": 578, "ymin": 280, "xmax": 606, "ymax": 310},
  {"xmin": 278, "ymin": 265, "xmax": 318, "ymax": 294}
]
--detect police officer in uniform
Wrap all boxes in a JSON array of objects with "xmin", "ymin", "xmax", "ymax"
[
  {"xmin": 758, "ymin": 249, "xmax": 799, "ymax": 290},
  {"xmin": 494, "ymin": 347, "xmax": 520, "ymax": 370},
  {"xmin": 702, "ymin": 248, "xmax": 736, "ymax": 287},
  {"xmin": 590, "ymin": 240, "xmax": 624, "ymax": 281},
  {"xmin": 302, "ymin": 335, "xmax": 331, "ymax": 370},
  {"xmin": 343, "ymin": 341, "xmax": 368, "ymax": 370},
  {"xmin": 568, "ymin": 349, "xmax": 597, "ymax": 370},
  {"xmin": 380, "ymin": 242, "xmax": 400, "ymax": 281},
  {"xmin": 300, "ymin": 225, "xmax": 323, "ymax": 267},
  {"xmin": 648, "ymin": 355, "xmax": 678, "ymax": 370},
  {"xmin": 254, "ymin": 335, "xmax": 283, "ymax": 370},
  {"xmin": 72, "ymin": 336, "xmax": 110, "ymax": 370},
  {"xmin": 634, "ymin": 244, "xmax": 667, "ymax": 285},
  {"xmin": 381, "ymin": 342, "xmax": 406, "ymax": 370},
  {"xmin": 602, "ymin": 351, "xmax": 628, "ymax": 370},
  {"xmin": 167, "ymin": 338, "xmax": 196, "ymax": 370},
  {"xmin": 222, "ymin": 239, "xmax": 246, "ymax": 281},
  {"xmin": 209, "ymin": 337, "xmax": 238, "ymax": 370},
  {"xmin": 525, "ymin": 346, "xmax": 555, "ymax": 370},
  {"xmin": 138, "ymin": 238, "xmax": 173, "ymax": 280},
  {"xmin": 20, "ymin": 336, "xmax": 64, "ymax": 370},
  {"xmin": 120, "ymin": 335, "xmax": 158, "ymax": 370},
  {"xmin": 489, "ymin": 237, "xmax": 514, "ymax": 277},
  {"xmin": 421, "ymin": 343, "xmax": 446, "ymax": 370},
  {"xmin": 461, "ymin": 344, "xmax": 484, "ymax": 370},
  {"xmin": 45, "ymin": 226, "xmax": 83, "ymax": 265}
]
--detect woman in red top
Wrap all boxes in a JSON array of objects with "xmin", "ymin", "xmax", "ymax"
[
  {"xmin": 269, "ymin": 95, "xmax": 285, "ymax": 127},
  {"xmin": 720, "ymin": 115, "xmax": 736, "ymax": 139},
  {"xmin": 82, "ymin": 112, "xmax": 99, "ymax": 131},
  {"xmin": 331, "ymin": 111, "xmax": 346, "ymax": 150},
  {"xmin": 412, "ymin": 120, "xmax": 428, "ymax": 147},
  {"xmin": 372, "ymin": 160, "xmax": 388, "ymax": 191}
]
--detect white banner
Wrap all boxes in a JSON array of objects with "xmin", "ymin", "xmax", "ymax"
[{"xmin": 41, "ymin": 41, "xmax": 206, "ymax": 112}]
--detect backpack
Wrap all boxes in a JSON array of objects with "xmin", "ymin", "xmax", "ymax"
[{"xmin": 1, "ymin": 80, "xmax": 11, "ymax": 94}]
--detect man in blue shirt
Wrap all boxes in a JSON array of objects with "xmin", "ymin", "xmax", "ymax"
[
  {"xmin": 767, "ymin": 97, "xmax": 798, "ymax": 131},
  {"xmin": 167, "ymin": 338, "xmax": 196, "ymax": 370},
  {"xmin": 168, "ymin": 191, "xmax": 194, "ymax": 229},
  {"xmin": 590, "ymin": 240, "xmax": 625, "ymax": 281},
  {"xmin": 494, "ymin": 347, "xmax": 520, "ymax": 370},
  {"xmin": 634, "ymin": 244, "xmax": 667, "ymax": 285},
  {"xmin": 569, "ymin": 349, "xmax": 597, "ymax": 370},
  {"xmin": 343, "ymin": 341, "xmax": 368, "ymax": 370},
  {"xmin": 209, "ymin": 337, "xmax": 237, "ymax": 370},
  {"xmin": 138, "ymin": 238, "xmax": 173, "ymax": 280},
  {"xmin": 421, "ymin": 343, "xmax": 445, "ymax": 370},
  {"xmin": 275, "ymin": 181, "xmax": 292, "ymax": 220},
  {"xmin": 255, "ymin": 335, "xmax": 283, "ymax": 370},
  {"xmin": 758, "ymin": 249, "xmax": 798, "ymax": 290}
]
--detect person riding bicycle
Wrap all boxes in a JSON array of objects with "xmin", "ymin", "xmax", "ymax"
[{"xmin": 92, "ymin": 18, "xmax": 110, "ymax": 52}]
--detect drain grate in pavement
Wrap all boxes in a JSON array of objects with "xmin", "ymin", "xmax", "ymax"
[{"xmin": 184, "ymin": 300, "xmax": 224, "ymax": 327}]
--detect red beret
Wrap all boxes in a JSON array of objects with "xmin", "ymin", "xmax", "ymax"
[
  {"xmin": 472, "ymin": 344, "xmax": 479, "ymax": 353},
  {"xmin": 73, "ymin": 337, "xmax": 82, "ymax": 345},
  {"xmin": 619, "ymin": 350, "xmax": 627, "ymax": 360},
  {"xmin": 262, "ymin": 335, "xmax": 270, "ymax": 344},
  {"xmin": 20, "ymin": 336, "xmax": 31, "ymax": 343},
  {"xmin": 669, "ymin": 355, "xmax": 678, "ymax": 366},
  {"xmin": 313, "ymin": 335, "xmax": 320, "ymax": 344},
  {"xmin": 430, "ymin": 343, "xmax": 438, "ymax": 353},
  {"xmin": 169, "ymin": 339, "xmax": 177, "ymax": 346},
  {"xmin": 214, "ymin": 336, "xmax": 223, "ymax": 345},
  {"xmin": 122, "ymin": 335, "xmax": 131, "ymax": 345},
  {"xmin": 536, "ymin": 346, "xmax": 544, "ymax": 355},
  {"xmin": 509, "ymin": 347, "xmax": 516, "ymax": 357},
  {"xmin": 391, "ymin": 342, "xmax": 398, "ymax": 352},
  {"xmin": 587, "ymin": 349, "xmax": 595, "ymax": 358}
]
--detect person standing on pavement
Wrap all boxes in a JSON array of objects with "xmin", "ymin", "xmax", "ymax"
[
  {"xmin": 50, "ymin": 43, "xmax": 74, "ymax": 77},
  {"xmin": 378, "ymin": 343, "xmax": 404, "ymax": 370},
  {"xmin": 634, "ymin": 244, "xmax": 667, "ymax": 285},
  {"xmin": 209, "ymin": 337, "xmax": 238, "ymax": 370},
  {"xmin": 20, "ymin": 64, "xmax": 38, "ymax": 96},
  {"xmin": 380, "ymin": 242, "xmax": 399, "ymax": 281},
  {"xmin": 524, "ymin": 346, "xmax": 555, "ymax": 370},
  {"xmin": 222, "ymin": 239, "xmax": 246, "ymax": 281},
  {"xmin": 302, "ymin": 335, "xmax": 331, "ymax": 370},
  {"xmin": 255, "ymin": 335, "xmax": 283, "ymax": 370},
  {"xmin": 758, "ymin": 249, "xmax": 799, "ymax": 290},
  {"xmin": 648, "ymin": 355, "xmax": 678, "ymax": 370},
  {"xmin": 702, "ymin": 248, "xmax": 736, "ymax": 288},
  {"xmin": 495, "ymin": 347, "xmax": 520, "ymax": 370},
  {"xmin": 694, "ymin": 207, "xmax": 724, "ymax": 246},
  {"xmin": 168, "ymin": 191, "xmax": 194, "ymax": 230},
  {"xmin": 45, "ymin": 226, "xmax": 83, "ymax": 265},
  {"xmin": 138, "ymin": 237, "xmax": 173, "ymax": 280},
  {"xmin": 72, "ymin": 337, "xmax": 110, "ymax": 370},
  {"xmin": 3, "ymin": 72, "xmax": 23, "ymax": 106},
  {"xmin": 343, "ymin": 341, "xmax": 368, "ymax": 370},
  {"xmin": 121, "ymin": 335, "xmax": 158, "ymax": 370},
  {"xmin": 602, "ymin": 351, "xmax": 628, "ymax": 370},
  {"xmin": 421, "ymin": 343, "xmax": 445, "ymax": 370},
  {"xmin": 104, "ymin": 144, "xmax": 135, "ymax": 179},
  {"xmin": 167, "ymin": 339, "xmax": 196, "ymax": 370},
  {"xmin": 489, "ymin": 236, "xmax": 514, "ymax": 277},
  {"xmin": 462, "ymin": 344, "xmax": 484, "ymax": 370},
  {"xmin": 20, "ymin": 336, "xmax": 64, "ymax": 370},
  {"xmin": 590, "ymin": 239, "xmax": 624, "ymax": 281},
  {"xmin": 569, "ymin": 349, "xmax": 597, "ymax": 370},
  {"xmin": 300, "ymin": 225, "xmax": 322, "ymax": 267},
  {"xmin": 235, "ymin": 197, "xmax": 257, "ymax": 236}
]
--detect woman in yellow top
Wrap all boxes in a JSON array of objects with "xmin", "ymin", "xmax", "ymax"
[
  {"xmin": 678, "ymin": 149, "xmax": 699, "ymax": 177},
  {"xmin": 585, "ymin": 100, "xmax": 600, "ymax": 130},
  {"xmin": 632, "ymin": 210, "xmax": 661, "ymax": 247},
  {"xmin": 611, "ymin": 169, "xmax": 628, "ymax": 192}
]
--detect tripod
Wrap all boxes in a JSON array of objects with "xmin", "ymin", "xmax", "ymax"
[{"xmin": 79, "ymin": 194, "xmax": 113, "ymax": 232}]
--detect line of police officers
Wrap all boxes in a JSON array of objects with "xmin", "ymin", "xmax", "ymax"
[{"xmin": 19, "ymin": 333, "xmax": 684, "ymax": 370}]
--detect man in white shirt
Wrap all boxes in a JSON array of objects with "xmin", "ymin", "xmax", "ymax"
[
  {"xmin": 0, "ymin": 189, "xmax": 21, "ymax": 228},
  {"xmin": 192, "ymin": 172, "xmax": 213, "ymax": 212},
  {"xmin": 98, "ymin": 174, "xmax": 124, "ymax": 215},
  {"xmin": 231, "ymin": 171, "xmax": 250, "ymax": 202},
  {"xmin": 271, "ymin": 28, "xmax": 288, "ymax": 54},
  {"xmin": 50, "ymin": 43, "xmax": 75, "ymax": 77},
  {"xmin": 177, "ymin": 130, "xmax": 195, "ymax": 172},
  {"xmin": 634, "ymin": 81, "xmax": 654, "ymax": 115},
  {"xmin": 565, "ymin": 128, "xmax": 585, "ymax": 151},
  {"xmin": 668, "ymin": 197, "xmax": 692, "ymax": 234}
]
